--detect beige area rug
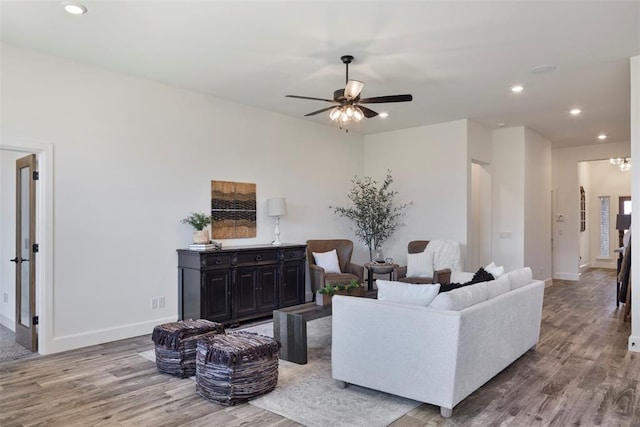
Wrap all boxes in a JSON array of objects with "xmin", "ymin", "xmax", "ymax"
[{"xmin": 140, "ymin": 317, "xmax": 420, "ymax": 427}]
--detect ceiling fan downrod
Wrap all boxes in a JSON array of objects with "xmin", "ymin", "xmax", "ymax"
[{"xmin": 341, "ymin": 55, "xmax": 354, "ymax": 84}]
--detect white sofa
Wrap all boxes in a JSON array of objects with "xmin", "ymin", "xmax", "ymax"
[{"xmin": 331, "ymin": 267, "xmax": 544, "ymax": 418}]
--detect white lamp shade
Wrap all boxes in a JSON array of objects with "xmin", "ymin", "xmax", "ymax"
[{"xmin": 267, "ymin": 198, "xmax": 287, "ymax": 217}]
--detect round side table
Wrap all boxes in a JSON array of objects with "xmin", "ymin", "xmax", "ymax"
[{"xmin": 364, "ymin": 262, "xmax": 398, "ymax": 291}]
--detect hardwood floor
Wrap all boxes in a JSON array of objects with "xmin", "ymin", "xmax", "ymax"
[{"xmin": 1, "ymin": 269, "xmax": 637, "ymax": 426}]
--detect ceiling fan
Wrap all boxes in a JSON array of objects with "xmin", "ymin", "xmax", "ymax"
[{"xmin": 286, "ymin": 55, "xmax": 413, "ymax": 127}]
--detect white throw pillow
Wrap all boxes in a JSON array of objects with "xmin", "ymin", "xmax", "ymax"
[
  {"xmin": 485, "ymin": 262, "xmax": 505, "ymax": 278},
  {"xmin": 312, "ymin": 249, "xmax": 341, "ymax": 274},
  {"xmin": 376, "ymin": 280, "xmax": 440, "ymax": 306},
  {"xmin": 406, "ymin": 251, "xmax": 434, "ymax": 278}
]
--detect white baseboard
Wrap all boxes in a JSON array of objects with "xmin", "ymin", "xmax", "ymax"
[
  {"xmin": 544, "ymin": 278, "xmax": 553, "ymax": 288},
  {"xmin": 629, "ymin": 336, "xmax": 640, "ymax": 352},
  {"xmin": 0, "ymin": 313, "xmax": 14, "ymax": 331},
  {"xmin": 579, "ymin": 263, "xmax": 590, "ymax": 273},
  {"xmin": 45, "ymin": 315, "xmax": 177, "ymax": 355},
  {"xmin": 553, "ymin": 272, "xmax": 581, "ymax": 281}
]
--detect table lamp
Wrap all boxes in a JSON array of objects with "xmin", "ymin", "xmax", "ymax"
[{"xmin": 267, "ymin": 198, "xmax": 287, "ymax": 245}]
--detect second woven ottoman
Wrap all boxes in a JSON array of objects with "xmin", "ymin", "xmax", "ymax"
[
  {"xmin": 152, "ymin": 319, "xmax": 225, "ymax": 378},
  {"xmin": 196, "ymin": 331, "xmax": 281, "ymax": 405}
]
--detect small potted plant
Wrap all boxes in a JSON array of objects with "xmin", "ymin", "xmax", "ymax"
[
  {"xmin": 316, "ymin": 279, "xmax": 365, "ymax": 306},
  {"xmin": 181, "ymin": 212, "xmax": 213, "ymax": 244}
]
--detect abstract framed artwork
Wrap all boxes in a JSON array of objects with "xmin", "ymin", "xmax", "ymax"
[{"xmin": 211, "ymin": 180, "xmax": 257, "ymax": 239}]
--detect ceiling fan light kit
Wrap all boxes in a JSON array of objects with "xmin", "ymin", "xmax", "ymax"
[{"xmin": 286, "ymin": 54, "xmax": 413, "ymax": 130}]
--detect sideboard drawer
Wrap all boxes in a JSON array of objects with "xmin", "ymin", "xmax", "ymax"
[
  {"xmin": 283, "ymin": 248, "xmax": 304, "ymax": 260},
  {"xmin": 237, "ymin": 250, "xmax": 278, "ymax": 265},
  {"xmin": 201, "ymin": 253, "xmax": 232, "ymax": 269}
]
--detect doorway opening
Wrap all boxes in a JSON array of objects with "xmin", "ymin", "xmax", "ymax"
[{"xmin": 1, "ymin": 141, "xmax": 53, "ymax": 355}]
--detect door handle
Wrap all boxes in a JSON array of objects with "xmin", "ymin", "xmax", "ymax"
[{"xmin": 10, "ymin": 258, "xmax": 19, "ymax": 263}]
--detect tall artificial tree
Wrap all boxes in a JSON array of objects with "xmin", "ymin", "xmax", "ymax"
[{"xmin": 332, "ymin": 171, "xmax": 411, "ymax": 261}]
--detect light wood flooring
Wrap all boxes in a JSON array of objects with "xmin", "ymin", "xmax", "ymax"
[{"xmin": 1, "ymin": 269, "xmax": 638, "ymax": 426}]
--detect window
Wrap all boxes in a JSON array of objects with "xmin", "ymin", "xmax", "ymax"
[
  {"xmin": 619, "ymin": 196, "xmax": 632, "ymax": 215},
  {"xmin": 599, "ymin": 196, "xmax": 610, "ymax": 258}
]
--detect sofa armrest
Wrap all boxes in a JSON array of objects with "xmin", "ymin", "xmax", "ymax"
[
  {"xmin": 309, "ymin": 264, "xmax": 326, "ymax": 293},
  {"xmin": 433, "ymin": 268, "xmax": 451, "ymax": 285},
  {"xmin": 344, "ymin": 262, "xmax": 364, "ymax": 283},
  {"xmin": 332, "ymin": 296, "xmax": 460, "ymax": 408}
]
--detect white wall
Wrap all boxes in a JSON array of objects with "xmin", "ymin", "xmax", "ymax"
[
  {"xmin": 1, "ymin": 44, "xmax": 365, "ymax": 353},
  {"xmin": 0, "ymin": 150, "xmax": 23, "ymax": 328},
  {"xmin": 491, "ymin": 127, "xmax": 525, "ymax": 273},
  {"xmin": 552, "ymin": 141, "xmax": 631, "ymax": 280},
  {"xmin": 468, "ymin": 121, "xmax": 494, "ymax": 270},
  {"xmin": 362, "ymin": 120, "xmax": 469, "ymax": 268},
  {"xmin": 523, "ymin": 127, "xmax": 552, "ymax": 281}
]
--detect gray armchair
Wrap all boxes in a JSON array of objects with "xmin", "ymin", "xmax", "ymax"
[
  {"xmin": 306, "ymin": 239, "xmax": 365, "ymax": 293},
  {"xmin": 393, "ymin": 240, "xmax": 452, "ymax": 285}
]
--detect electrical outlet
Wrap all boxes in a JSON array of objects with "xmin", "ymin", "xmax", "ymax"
[
  {"xmin": 159, "ymin": 296, "xmax": 165, "ymax": 308},
  {"xmin": 151, "ymin": 297, "xmax": 158, "ymax": 310},
  {"xmin": 3, "ymin": 293, "xmax": 8, "ymax": 303}
]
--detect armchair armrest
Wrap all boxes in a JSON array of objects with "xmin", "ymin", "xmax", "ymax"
[
  {"xmin": 433, "ymin": 268, "xmax": 451, "ymax": 285},
  {"xmin": 344, "ymin": 262, "xmax": 365, "ymax": 283},
  {"xmin": 309, "ymin": 264, "xmax": 326, "ymax": 293},
  {"xmin": 393, "ymin": 265, "xmax": 408, "ymax": 281}
]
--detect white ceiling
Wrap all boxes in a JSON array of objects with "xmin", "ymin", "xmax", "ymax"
[{"xmin": 1, "ymin": 1, "xmax": 639, "ymax": 147}]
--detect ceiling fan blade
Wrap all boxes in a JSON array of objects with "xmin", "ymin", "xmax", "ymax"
[
  {"xmin": 358, "ymin": 105, "xmax": 379, "ymax": 118},
  {"xmin": 359, "ymin": 94, "xmax": 413, "ymax": 104},
  {"xmin": 286, "ymin": 95, "xmax": 335, "ymax": 103},
  {"xmin": 344, "ymin": 80, "xmax": 364, "ymax": 100},
  {"xmin": 304, "ymin": 106, "xmax": 337, "ymax": 117}
]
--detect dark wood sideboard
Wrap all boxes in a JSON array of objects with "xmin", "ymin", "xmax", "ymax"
[{"xmin": 177, "ymin": 244, "xmax": 306, "ymax": 324}]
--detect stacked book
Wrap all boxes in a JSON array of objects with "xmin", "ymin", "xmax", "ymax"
[{"xmin": 189, "ymin": 242, "xmax": 221, "ymax": 251}]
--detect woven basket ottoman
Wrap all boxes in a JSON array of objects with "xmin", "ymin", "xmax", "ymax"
[
  {"xmin": 152, "ymin": 319, "xmax": 225, "ymax": 378},
  {"xmin": 196, "ymin": 331, "xmax": 281, "ymax": 405}
]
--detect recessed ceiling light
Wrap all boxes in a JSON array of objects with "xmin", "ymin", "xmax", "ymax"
[
  {"xmin": 511, "ymin": 85, "xmax": 524, "ymax": 93},
  {"xmin": 531, "ymin": 65, "xmax": 557, "ymax": 74},
  {"xmin": 62, "ymin": 2, "xmax": 87, "ymax": 15},
  {"xmin": 378, "ymin": 112, "xmax": 389, "ymax": 118},
  {"xmin": 570, "ymin": 109, "xmax": 582, "ymax": 116},
  {"xmin": 498, "ymin": 123, "xmax": 506, "ymax": 128},
  {"xmin": 598, "ymin": 134, "xmax": 607, "ymax": 140}
]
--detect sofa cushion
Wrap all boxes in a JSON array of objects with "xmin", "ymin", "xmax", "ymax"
[
  {"xmin": 486, "ymin": 274, "xmax": 512, "ymax": 299},
  {"xmin": 376, "ymin": 280, "xmax": 440, "ymax": 306},
  {"xmin": 312, "ymin": 249, "xmax": 341, "ymax": 274},
  {"xmin": 406, "ymin": 251, "xmax": 434, "ymax": 278},
  {"xmin": 507, "ymin": 267, "xmax": 533, "ymax": 290},
  {"xmin": 429, "ymin": 281, "xmax": 489, "ymax": 310}
]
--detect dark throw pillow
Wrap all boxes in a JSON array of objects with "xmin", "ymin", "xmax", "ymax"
[{"xmin": 439, "ymin": 267, "xmax": 495, "ymax": 293}]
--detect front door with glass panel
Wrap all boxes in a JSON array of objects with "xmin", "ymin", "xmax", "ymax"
[{"xmin": 13, "ymin": 154, "xmax": 37, "ymax": 351}]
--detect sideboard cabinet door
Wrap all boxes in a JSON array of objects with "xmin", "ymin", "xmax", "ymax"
[{"xmin": 202, "ymin": 269, "xmax": 231, "ymax": 322}]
